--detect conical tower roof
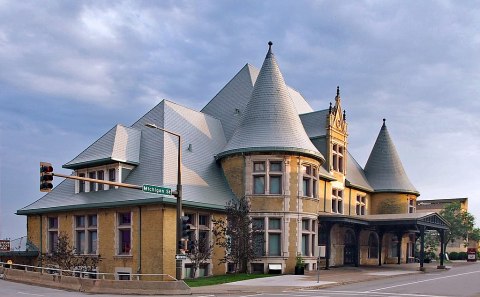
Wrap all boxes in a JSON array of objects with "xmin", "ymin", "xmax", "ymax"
[
  {"xmin": 216, "ymin": 42, "xmax": 324, "ymax": 162},
  {"xmin": 364, "ymin": 119, "xmax": 419, "ymax": 195}
]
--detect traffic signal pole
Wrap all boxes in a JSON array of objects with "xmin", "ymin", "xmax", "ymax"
[{"xmin": 51, "ymin": 172, "xmax": 143, "ymax": 190}]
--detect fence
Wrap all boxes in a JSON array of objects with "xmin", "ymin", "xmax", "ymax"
[{"xmin": 0, "ymin": 261, "xmax": 176, "ymax": 281}]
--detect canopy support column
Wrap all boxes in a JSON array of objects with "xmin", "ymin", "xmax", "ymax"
[
  {"xmin": 438, "ymin": 230, "xmax": 446, "ymax": 269},
  {"xmin": 419, "ymin": 225, "xmax": 425, "ymax": 270}
]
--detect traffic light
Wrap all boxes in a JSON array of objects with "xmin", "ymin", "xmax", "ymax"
[
  {"xmin": 181, "ymin": 216, "xmax": 190, "ymax": 239},
  {"xmin": 40, "ymin": 162, "xmax": 54, "ymax": 192},
  {"xmin": 178, "ymin": 240, "xmax": 186, "ymax": 252}
]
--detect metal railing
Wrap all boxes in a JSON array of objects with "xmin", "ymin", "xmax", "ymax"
[
  {"xmin": 0, "ymin": 236, "xmax": 39, "ymax": 252},
  {"xmin": 0, "ymin": 261, "xmax": 177, "ymax": 281}
]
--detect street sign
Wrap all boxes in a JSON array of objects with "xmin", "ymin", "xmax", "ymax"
[
  {"xmin": 175, "ymin": 254, "xmax": 187, "ymax": 260},
  {"xmin": 142, "ymin": 184, "xmax": 172, "ymax": 195}
]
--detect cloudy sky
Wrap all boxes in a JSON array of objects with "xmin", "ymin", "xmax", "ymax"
[{"xmin": 1, "ymin": 1, "xmax": 479, "ymax": 239}]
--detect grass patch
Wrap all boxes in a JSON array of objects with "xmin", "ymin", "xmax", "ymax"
[{"xmin": 184, "ymin": 273, "xmax": 276, "ymax": 287}]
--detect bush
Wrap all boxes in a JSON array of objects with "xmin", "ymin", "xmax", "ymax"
[
  {"xmin": 458, "ymin": 252, "xmax": 467, "ymax": 260},
  {"xmin": 449, "ymin": 252, "xmax": 458, "ymax": 260}
]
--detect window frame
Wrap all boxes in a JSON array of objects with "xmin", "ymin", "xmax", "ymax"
[
  {"xmin": 332, "ymin": 143, "xmax": 345, "ymax": 173},
  {"xmin": 302, "ymin": 164, "xmax": 319, "ymax": 198},
  {"xmin": 75, "ymin": 214, "xmax": 98, "ymax": 255},
  {"xmin": 117, "ymin": 212, "xmax": 132, "ymax": 255},
  {"xmin": 251, "ymin": 159, "xmax": 284, "ymax": 195},
  {"xmin": 356, "ymin": 195, "xmax": 366, "ymax": 215},
  {"xmin": 408, "ymin": 198, "xmax": 416, "ymax": 213},
  {"xmin": 332, "ymin": 188, "xmax": 344, "ymax": 214},
  {"xmin": 48, "ymin": 217, "xmax": 59, "ymax": 253},
  {"xmin": 88, "ymin": 171, "xmax": 97, "ymax": 192},
  {"xmin": 301, "ymin": 219, "xmax": 316, "ymax": 256}
]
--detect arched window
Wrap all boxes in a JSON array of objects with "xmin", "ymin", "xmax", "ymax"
[{"xmin": 368, "ymin": 233, "xmax": 378, "ymax": 259}]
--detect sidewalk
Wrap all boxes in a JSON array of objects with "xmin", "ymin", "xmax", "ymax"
[{"xmin": 191, "ymin": 261, "xmax": 472, "ymax": 295}]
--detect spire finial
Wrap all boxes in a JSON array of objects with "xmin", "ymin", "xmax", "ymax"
[
  {"xmin": 343, "ymin": 110, "xmax": 346, "ymax": 121},
  {"xmin": 337, "ymin": 86, "xmax": 340, "ymax": 97},
  {"xmin": 383, "ymin": 118, "xmax": 386, "ymax": 126},
  {"xmin": 329, "ymin": 102, "xmax": 332, "ymax": 114},
  {"xmin": 266, "ymin": 41, "xmax": 273, "ymax": 57}
]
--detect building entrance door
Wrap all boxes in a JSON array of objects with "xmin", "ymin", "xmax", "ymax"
[{"xmin": 344, "ymin": 230, "xmax": 356, "ymax": 265}]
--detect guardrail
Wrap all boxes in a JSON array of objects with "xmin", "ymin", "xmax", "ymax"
[{"xmin": 0, "ymin": 261, "xmax": 176, "ymax": 281}]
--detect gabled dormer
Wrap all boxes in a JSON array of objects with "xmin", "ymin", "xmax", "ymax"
[
  {"xmin": 63, "ymin": 124, "xmax": 141, "ymax": 193},
  {"xmin": 326, "ymin": 87, "xmax": 348, "ymax": 177}
]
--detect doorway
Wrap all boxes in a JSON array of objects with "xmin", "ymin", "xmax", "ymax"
[{"xmin": 344, "ymin": 230, "xmax": 356, "ymax": 265}]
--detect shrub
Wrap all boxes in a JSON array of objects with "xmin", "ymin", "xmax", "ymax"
[
  {"xmin": 458, "ymin": 252, "xmax": 467, "ymax": 260},
  {"xmin": 449, "ymin": 252, "xmax": 458, "ymax": 260}
]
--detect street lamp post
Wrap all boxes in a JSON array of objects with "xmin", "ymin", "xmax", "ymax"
[{"xmin": 145, "ymin": 123, "xmax": 182, "ymax": 280}]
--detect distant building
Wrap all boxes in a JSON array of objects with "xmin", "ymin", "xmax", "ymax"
[
  {"xmin": 16, "ymin": 42, "xmax": 448, "ymax": 279},
  {"xmin": 417, "ymin": 198, "xmax": 474, "ymax": 252}
]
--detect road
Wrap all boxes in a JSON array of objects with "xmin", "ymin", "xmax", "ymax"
[
  {"xmin": 271, "ymin": 262, "xmax": 480, "ymax": 297},
  {"xmin": 1, "ymin": 263, "xmax": 480, "ymax": 297}
]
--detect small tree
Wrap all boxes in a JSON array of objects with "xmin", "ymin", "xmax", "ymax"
[
  {"xmin": 212, "ymin": 197, "xmax": 263, "ymax": 273},
  {"xmin": 424, "ymin": 231, "xmax": 439, "ymax": 260},
  {"xmin": 42, "ymin": 232, "xmax": 100, "ymax": 275},
  {"xmin": 185, "ymin": 236, "xmax": 213, "ymax": 278},
  {"xmin": 440, "ymin": 202, "xmax": 475, "ymax": 252}
]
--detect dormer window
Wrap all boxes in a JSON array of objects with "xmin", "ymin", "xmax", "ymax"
[
  {"xmin": 79, "ymin": 173, "xmax": 85, "ymax": 193},
  {"xmin": 88, "ymin": 172, "xmax": 97, "ymax": 192},
  {"xmin": 108, "ymin": 168, "xmax": 116, "ymax": 189},
  {"xmin": 75, "ymin": 165, "xmax": 126, "ymax": 194},
  {"xmin": 332, "ymin": 144, "xmax": 344, "ymax": 173}
]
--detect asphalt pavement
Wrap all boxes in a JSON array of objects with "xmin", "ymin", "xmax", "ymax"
[{"xmin": 191, "ymin": 261, "xmax": 473, "ymax": 295}]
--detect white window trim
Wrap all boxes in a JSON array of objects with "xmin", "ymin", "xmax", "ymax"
[
  {"xmin": 75, "ymin": 163, "xmax": 122, "ymax": 194},
  {"xmin": 356, "ymin": 195, "xmax": 366, "ymax": 216},
  {"xmin": 301, "ymin": 163, "xmax": 319, "ymax": 198},
  {"xmin": 47, "ymin": 216, "xmax": 59, "ymax": 253},
  {"xmin": 301, "ymin": 218, "xmax": 316, "ymax": 257},
  {"xmin": 332, "ymin": 188, "xmax": 344, "ymax": 214},
  {"xmin": 332, "ymin": 143, "xmax": 345, "ymax": 173},
  {"xmin": 74, "ymin": 214, "xmax": 98, "ymax": 255},
  {"xmin": 249, "ymin": 157, "xmax": 285, "ymax": 195},
  {"xmin": 116, "ymin": 212, "xmax": 132, "ymax": 256}
]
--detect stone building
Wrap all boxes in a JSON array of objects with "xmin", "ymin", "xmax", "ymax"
[{"xmin": 17, "ymin": 42, "xmax": 448, "ymax": 279}]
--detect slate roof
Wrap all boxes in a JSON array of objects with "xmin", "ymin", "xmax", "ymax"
[
  {"xmin": 201, "ymin": 64, "xmax": 313, "ymax": 141},
  {"xmin": 63, "ymin": 125, "xmax": 141, "ymax": 169},
  {"xmin": 300, "ymin": 110, "xmax": 329, "ymax": 138},
  {"xmin": 18, "ymin": 100, "xmax": 236, "ymax": 214},
  {"xmin": 18, "ymin": 43, "xmax": 417, "ymax": 216},
  {"xmin": 216, "ymin": 43, "xmax": 324, "ymax": 162},
  {"xmin": 364, "ymin": 120, "xmax": 419, "ymax": 195},
  {"xmin": 346, "ymin": 152, "xmax": 374, "ymax": 192}
]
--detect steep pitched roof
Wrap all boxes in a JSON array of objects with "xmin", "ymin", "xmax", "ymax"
[
  {"xmin": 63, "ymin": 125, "xmax": 141, "ymax": 169},
  {"xmin": 346, "ymin": 152, "xmax": 373, "ymax": 192},
  {"xmin": 201, "ymin": 64, "xmax": 313, "ymax": 141},
  {"xmin": 216, "ymin": 42, "xmax": 324, "ymax": 162},
  {"xmin": 364, "ymin": 120, "xmax": 419, "ymax": 195},
  {"xmin": 300, "ymin": 110, "xmax": 329, "ymax": 138},
  {"xmin": 18, "ymin": 100, "xmax": 236, "ymax": 215}
]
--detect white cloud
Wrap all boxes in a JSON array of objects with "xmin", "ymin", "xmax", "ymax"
[{"xmin": 2, "ymin": 0, "xmax": 480, "ymax": 237}]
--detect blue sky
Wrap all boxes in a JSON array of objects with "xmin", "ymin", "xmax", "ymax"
[{"xmin": 1, "ymin": 1, "xmax": 480, "ymax": 239}]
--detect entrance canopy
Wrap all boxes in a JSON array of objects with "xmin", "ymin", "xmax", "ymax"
[
  {"xmin": 318, "ymin": 212, "xmax": 450, "ymax": 269},
  {"xmin": 318, "ymin": 212, "xmax": 449, "ymax": 232}
]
